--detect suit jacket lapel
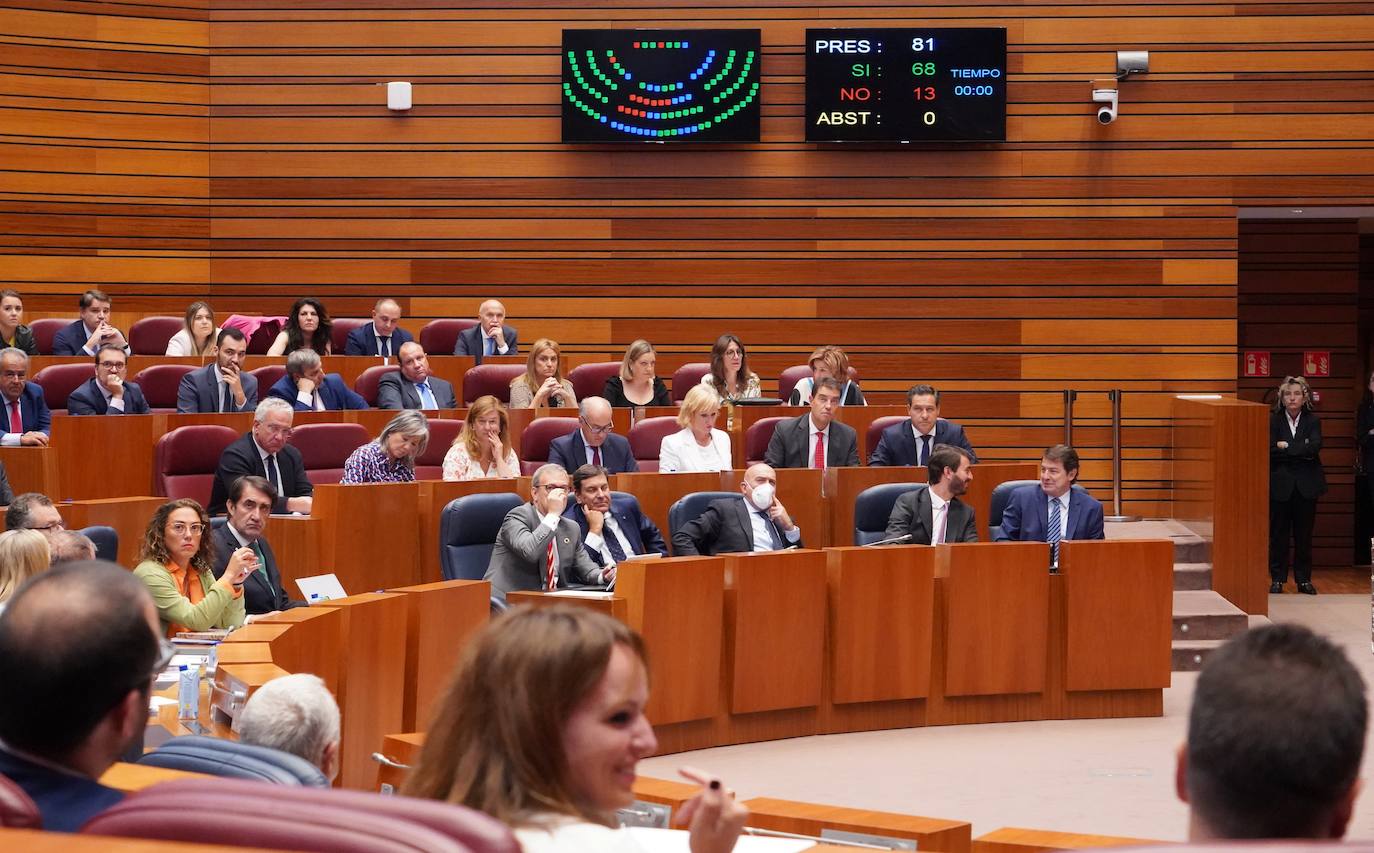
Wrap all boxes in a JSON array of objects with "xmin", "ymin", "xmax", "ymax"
[
  {"xmin": 731, "ymin": 499, "xmax": 756, "ymax": 549},
  {"xmin": 1036, "ymin": 492, "xmax": 1050, "ymax": 539},
  {"xmin": 917, "ymin": 489, "xmax": 933, "ymax": 542},
  {"xmin": 1064, "ymin": 491, "xmax": 1078, "ymax": 540}
]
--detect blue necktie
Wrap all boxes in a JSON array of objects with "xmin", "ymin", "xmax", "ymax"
[
  {"xmin": 603, "ymin": 519, "xmax": 628, "ymax": 563},
  {"xmin": 484, "ymin": 335, "xmax": 493, "ymax": 356},
  {"xmin": 416, "ymin": 381, "xmax": 438, "ymax": 410},
  {"xmin": 379, "ymin": 336, "xmax": 390, "ymax": 357},
  {"xmin": 919, "ymin": 434, "xmax": 931, "ymax": 466},
  {"xmin": 1047, "ymin": 496, "xmax": 1062, "ymax": 565}
]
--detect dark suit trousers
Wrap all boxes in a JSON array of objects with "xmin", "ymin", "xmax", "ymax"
[{"xmin": 1269, "ymin": 492, "xmax": 1317, "ymax": 584}]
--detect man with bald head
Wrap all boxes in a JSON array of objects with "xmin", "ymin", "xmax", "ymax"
[
  {"xmin": 549, "ymin": 396, "xmax": 638, "ymax": 474},
  {"xmin": 672, "ymin": 463, "xmax": 803, "ymax": 555},
  {"xmin": 377, "ymin": 341, "xmax": 457, "ymax": 410},
  {"xmin": 454, "ymin": 299, "xmax": 518, "ymax": 363},
  {"xmin": 0, "ymin": 561, "xmax": 167, "ymax": 830},
  {"xmin": 345, "ymin": 297, "xmax": 414, "ymax": 357}
]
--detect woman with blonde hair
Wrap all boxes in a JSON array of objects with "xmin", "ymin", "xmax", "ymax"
[
  {"xmin": 132, "ymin": 499, "xmax": 253, "ymax": 637},
  {"xmin": 604, "ymin": 339, "xmax": 671, "ymax": 407},
  {"xmin": 0, "ymin": 529, "xmax": 50, "ymax": 615},
  {"xmin": 701, "ymin": 334, "xmax": 760, "ymax": 402},
  {"xmin": 404, "ymin": 606, "xmax": 747, "ymax": 852},
  {"xmin": 788, "ymin": 345, "xmax": 866, "ymax": 407},
  {"xmin": 509, "ymin": 338, "xmax": 576, "ymax": 409},
  {"xmin": 443, "ymin": 395, "xmax": 520, "ymax": 480},
  {"xmin": 1270, "ymin": 375, "xmax": 1325, "ymax": 595},
  {"xmin": 165, "ymin": 301, "xmax": 220, "ymax": 357},
  {"xmin": 659, "ymin": 385, "xmax": 732, "ymax": 473}
]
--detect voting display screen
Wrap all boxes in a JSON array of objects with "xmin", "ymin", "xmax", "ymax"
[{"xmin": 805, "ymin": 28, "xmax": 1007, "ymax": 142}]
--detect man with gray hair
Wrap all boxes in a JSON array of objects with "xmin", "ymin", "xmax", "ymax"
[
  {"xmin": 237, "ymin": 673, "xmax": 340, "ymax": 784},
  {"xmin": 207, "ymin": 397, "xmax": 313, "ymax": 516},
  {"xmin": 6, "ymin": 492, "xmax": 63, "ymax": 541},
  {"xmin": 266, "ymin": 349, "xmax": 367, "ymax": 412},
  {"xmin": 485, "ymin": 463, "xmax": 609, "ymax": 604},
  {"xmin": 0, "ymin": 347, "xmax": 50, "ymax": 447},
  {"xmin": 49, "ymin": 530, "xmax": 97, "ymax": 564}
]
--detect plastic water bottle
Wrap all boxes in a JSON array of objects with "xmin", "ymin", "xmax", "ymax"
[{"xmin": 178, "ymin": 664, "xmax": 200, "ymax": 722}]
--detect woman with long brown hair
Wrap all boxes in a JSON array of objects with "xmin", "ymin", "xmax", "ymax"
[
  {"xmin": 404, "ymin": 606, "xmax": 747, "ymax": 852},
  {"xmin": 132, "ymin": 499, "xmax": 255, "ymax": 636},
  {"xmin": 701, "ymin": 333, "xmax": 760, "ymax": 402}
]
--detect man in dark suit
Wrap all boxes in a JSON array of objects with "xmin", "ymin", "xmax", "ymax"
[
  {"xmin": 377, "ymin": 342, "xmax": 457, "ymax": 410},
  {"xmin": 176, "ymin": 327, "xmax": 257, "ymax": 414},
  {"xmin": 67, "ymin": 345, "xmax": 149, "ymax": 415},
  {"xmin": 564, "ymin": 464, "xmax": 667, "ymax": 569},
  {"xmin": 883, "ymin": 444, "xmax": 978, "ymax": 544},
  {"xmin": 673, "ymin": 463, "xmax": 804, "ymax": 556},
  {"xmin": 0, "ymin": 348, "xmax": 50, "ymax": 446},
  {"xmin": 51, "ymin": 289, "xmax": 130, "ymax": 357},
  {"xmin": 869, "ymin": 383, "xmax": 978, "ymax": 466},
  {"xmin": 208, "ymin": 397, "xmax": 313, "ymax": 516},
  {"xmin": 267, "ymin": 349, "xmax": 367, "ymax": 412},
  {"xmin": 485, "ymin": 463, "xmax": 608, "ymax": 604},
  {"xmin": 0, "ymin": 561, "xmax": 162, "ymax": 831},
  {"xmin": 344, "ymin": 297, "xmax": 414, "ymax": 357},
  {"xmin": 211, "ymin": 475, "xmax": 306, "ymax": 615},
  {"xmin": 549, "ymin": 396, "xmax": 638, "ymax": 474},
  {"xmin": 454, "ymin": 299, "xmax": 518, "ymax": 363},
  {"xmin": 764, "ymin": 377, "xmax": 859, "ymax": 470},
  {"xmin": 994, "ymin": 444, "xmax": 1104, "ymax": 565}
]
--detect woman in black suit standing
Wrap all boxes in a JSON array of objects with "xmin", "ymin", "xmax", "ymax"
[{"xmin": 1270, "ymin": 375, "xmax": 1326, "ymax": 595}]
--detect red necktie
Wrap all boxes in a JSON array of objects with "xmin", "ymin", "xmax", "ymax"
[
  {"xmin": 8, "ymin": 401, "xmax": 19, "ymax": 435},
  {"xmin": 592, "ymin": 446, "xmax": 601, "ymax": 467},
  {"xmin": 813, "ymin": 431, "xmax": 825, "ymax": 469},
  {"xmin": 545, "ymin": 539, "xmax": 557, "ymax": 590}
]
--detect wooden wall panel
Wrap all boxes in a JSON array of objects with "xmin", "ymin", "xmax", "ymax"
[{"xmin": 4, "ymin": 2, "xmax": 1374, "ymax": 524}]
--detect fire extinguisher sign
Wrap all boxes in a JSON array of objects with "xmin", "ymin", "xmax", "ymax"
[{"xmin": 1243, "ymin": 351, "xmax": 1271, "ymax": 378}]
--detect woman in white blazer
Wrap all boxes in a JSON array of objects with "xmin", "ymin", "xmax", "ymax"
[{"xmin": 660, "ymin": 385, "xmax": 732, "ymax": 472}]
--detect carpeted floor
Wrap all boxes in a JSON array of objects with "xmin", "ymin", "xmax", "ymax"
[{"xmin": 638, "ymin": 593, "xmax": 1374, "ymax": 843}]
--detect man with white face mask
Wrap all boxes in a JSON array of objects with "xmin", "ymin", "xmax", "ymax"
[{"xmin": 672, "ymin": 463, "xmax": 802, "ymax": 555}]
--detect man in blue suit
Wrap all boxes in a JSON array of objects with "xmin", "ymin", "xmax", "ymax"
[
  {"xmin": 453, "ymin": 299, "xmax": 518, "ymax": 363},
  {"xmin": 549, "ymin": 397, "xmax": 638, "ymax": 475},
  {"xmin": 564, "ymin": 464, "xmax": 667, "ymax": 570},
  {"xmin": 267, "ymin": 349, "xmax": 367, "ymax": 412},
  {"xmin": 176, "ymin": 328, "xmax": 257, "ymax": 414},
  {"xmin": 51, "ymin": 289, "xmax": 130, "ymax": 357},
  {"xmin": 0, "ymin": 348, "xmax": 51, "ymax": 445},
  {"xmin": 344, "ymin": 298, "xmax": 414, "ymax": 357},
  {"xmin": 869, "ymin": 384, "xmax": 978, "ymax": 466},
  {"xmin": 67, "ymin": 345, "xmax": 149, "ymax": 415},
  {"xmin": 994, "ymin": 444, "xmax": 1105, "ymax": 565}
]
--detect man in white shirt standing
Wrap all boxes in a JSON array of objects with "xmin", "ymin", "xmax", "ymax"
[{"xmin": 883, "ymin": 444, "xmax": 978, "ymax": 544}]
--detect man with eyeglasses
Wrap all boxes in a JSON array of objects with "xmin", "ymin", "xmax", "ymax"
[
  {"xmin": 208, "ymin": 398, "xmax": 313, "ymax": 516},
  {"xmin": 549, "ymin": 396, "xmax": 639, "ymax": 475},
  {"xmin": 6, "ymin": 492, "xmax": 64, "ymax": 543},
  {"xmin": 0, "ymin": 560, "xmax": 165, "ymax": 830},
  {"xmin": 66, "ymin": 344, "xmax": 149, "ymax": 416},
  {"xmin": 485, "ymin": 463, "xmax": 609, "ymax": 605},
  {"xmin": 0, "ymin": 347, "xmax": 50, "ymax": 446}
]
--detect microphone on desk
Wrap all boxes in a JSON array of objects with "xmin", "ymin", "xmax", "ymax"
[{"xmin": 861, "ymin": 533, "xmax": 914, "ymax": 547}]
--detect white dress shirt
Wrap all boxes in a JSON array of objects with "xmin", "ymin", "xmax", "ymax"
[
  {"xmin": 1, "ymin": 397, "xmax": 24, "ymax": 446},
  {"xmin": 254, "ymin": 437, "xmax": 282, "ymax": 487},
  {"xmin": 1287, "ymin": 411, "xmax": 1301, "ymax": 437},
  {"xmin": 1048, "ymin": 492, "xmax": 1070, "ymax": 540},
  {"xmin": 744, "ymin": 497, "xmax": 801, "ymax": 552},
  {"xmin": 98, "ymin": 382, "xmax": 125, "ymax": 414},
  {"xmin": 929, "ymin": 489, "xmax": 948, "ymax": 545},
  {"xmin": 484, "ymin": 331, "xmax": 510, "ymax": 356},
  {"xmin": 584, "ymin": 513, "xmax": 637, "ymax": 564}
]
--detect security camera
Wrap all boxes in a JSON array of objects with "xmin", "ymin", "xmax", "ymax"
[{"xmin": 1093, "ymin": 87, "xmax": 1118, "ymax": 124}]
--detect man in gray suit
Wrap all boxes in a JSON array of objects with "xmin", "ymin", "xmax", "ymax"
[
  {"xmin": 377, "ymin": 342, "xmax": 457, "ymax": 410},
  {"xmin": 176, "ymin": 328, "xmax": 257, "ymax": 414},
  {"xmin": 764, "ymin": 377, "xmax": 859, "ymax": 469},
  {"xmin": 883, "ymin": 444, "xmax": 978, "ymax": 544},
  {"xmin": 485, "ymin": 463, "xmax": 609, "ymax": 604}
]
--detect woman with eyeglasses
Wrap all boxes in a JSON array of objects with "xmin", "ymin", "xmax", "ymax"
[{"xmin": 133, "ymin": 499, "xmax": 255, "ymax": 637}]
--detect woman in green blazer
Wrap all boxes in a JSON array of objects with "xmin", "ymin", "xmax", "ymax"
[{"xmin": 132, "ymin": 499, "xmax": 254, "ymax": 637}]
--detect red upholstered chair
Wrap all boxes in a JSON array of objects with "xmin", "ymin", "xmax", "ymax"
[
  {"xmin": 249, "ymin": 364, "xmax": 286, "ymax": 395},
  {"xmin": 81, "ymin": 777, "xmax": 520, "ymax": 853},
  {"xmin": 0, "ymin": 773, "xmax": 39, "ymax": 829},
  {"xmin": 745, "ymin": 416, "xmax": 788, "ymax": 466},
  {"xmin": 133, "ymin": 364, "xmax": 196, "ymax": 411},
  {"xmin": 32, "ymin": 362, "xmax": 95, "ymax": 410},
  {"xmin": 353, "ymin": 365, "xmax": 398, "ymax": 407},
  {"xmin": 777, "ymin": 364, "xmax": 862, "ymax": 403},
  {"xmin": 289, "ymin": 422, "xmax": 370, "ymax": 484},
  {"xmin": 420, "ymin": 318, "xmax": 479, "ymax": 356},
  {"xmin": 330, "ymin": 317, "xmax": 368, "ymax": 354},
  {"xmin": 518, "ymin": 417, "xmax": 579, "ymax": 475},
  {"xmin": 866, "ymin": 415, "xmax": 907, "ymax": 463},
  {"xmin": 462, "ymin": 364, "xmax": 525, "ymax": 405},
  {"xmin": 128, "ymin": 316, "xmax": 185, "ymax": 355},
  {"xmin": 567, "ymin": 361, "xmax": 621, "ymax": 401},
  {"xmin": 628, "ymin": 416, "xmax": 681, "ymax": 473},
  {"xmin": 28, "ymin": 318, "xmax": 68, "ymax": 355},
  {"xmin": 415, "ymin": 418, "xmax": 463, "ymax": 479},
  {"xmin": 156, "ymin": 425, "xmax": 240, "ymax": 504},
  {"xmin": 671, "ymin": 362, "xmax": 711, "ymax": 403}
]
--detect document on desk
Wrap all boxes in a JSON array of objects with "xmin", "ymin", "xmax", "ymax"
[
  {"xmin": 296, "ymin": 573, "xmax": 348, "ymax": 604},
  {"xmin": 625, "ymin": 827, "xmax": 811, "ymax": 852},
  {"xmin": 547, "ymin": 589, "xmax": 615, "ymax": 600}
]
